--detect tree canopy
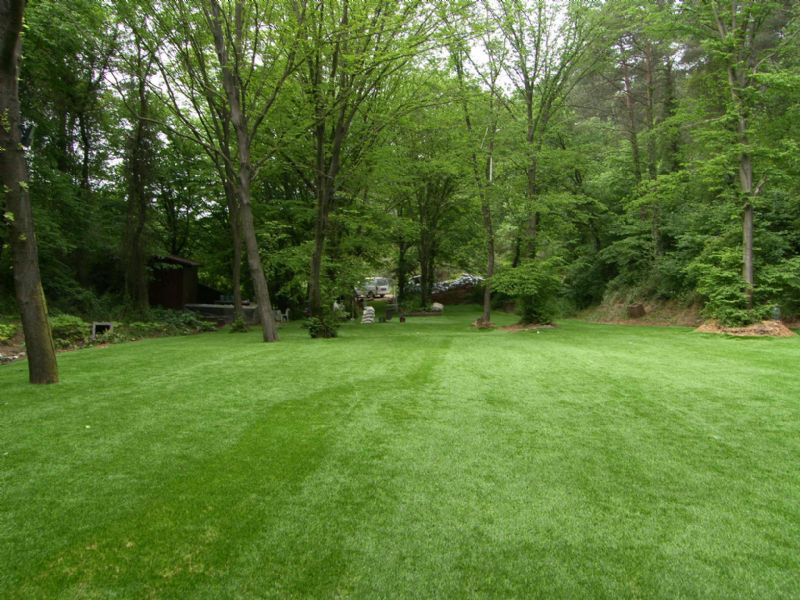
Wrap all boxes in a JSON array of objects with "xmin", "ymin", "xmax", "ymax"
[{"xmin": 2, "ymin": 0, "xmax": 800, "ymax": 357}]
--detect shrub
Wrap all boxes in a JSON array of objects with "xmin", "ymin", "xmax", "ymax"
[
  {"xmin": 229, "ymin": 317, "xmax": 249, "ymax": 333},
  {"xmin": 105, "ymin": 311, "xmax": 214, "ymax": 342},
  {"xmin": 146, "ymin": 308, "xmax": 215, "ymax": 334},
  {"xmin": 304, "ymin": 314, "xmax": 339, "ymax": 338},
  {"xmin": 49, "ymin": 314, "xmax": 89, "ymax": 348},
  {"xmin": 118, "ymin": 321, "xmax": 169, "ymax": 339},
  {"xmin": 0, "ymin": 322, "xmax": 18, "ymax": 344},
  {"xmin": 686, "ymin": 248, "xmax": 780, "ymax": 327},
  {"xmin": 491, "ymin": 259, "xmax": 563, "ymax": 324}
]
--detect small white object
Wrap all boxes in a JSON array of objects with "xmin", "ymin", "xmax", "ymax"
[
  {"xmin": 361, "ymin": 306, "xmax": 376, "ymax": 324},
  {"xmin": 431, "ymin": 302, "xmax": 444, "ymax": 312}
]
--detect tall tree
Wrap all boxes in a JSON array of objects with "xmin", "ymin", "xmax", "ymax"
[
  {"xmin": 683, "ymin": 0, "xmax": 791, "ymax": 308},
  {"xmin": 0, "ymin": 0, "xmax": 59, "ymax": 383},
  {"xmin": 487, "ymin": 0, "xmax": 600, "ymax": 260},
  {"xmin": 295, "ymin": 0, "xmax": 441, "ymax": 316},
  {"xmin": 451, "ymin": 19, "xmax": 504, "ymax": 325},
  {"xmin": 122, "ymin": 35, "xmax": 155, "ymax": 313},
  {"xmin": 128, "ymin": 0, "xmax": 307, "ymax": 341}
]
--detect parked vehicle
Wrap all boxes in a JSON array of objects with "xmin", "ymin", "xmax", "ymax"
[
  {"xmin": 356, "ymin": 277, "xmax": 391, "ymax": 298},
  {"xmin": 406, "ymin": 273, "xmax": 484, "ymax": 294}
]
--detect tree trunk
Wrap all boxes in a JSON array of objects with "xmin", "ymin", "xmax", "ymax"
[
  {"xmin": 223, "ymin": 176, "xmax": 243, "ymax": 322},
  {"xmin": 0, "ymin": 0, "xmax": 59, "ymax": 384},
  {"xmin": 480, "ymin": 153, "xmax": 496, "ymax": 325},
  {"xmin": 309, "ymin": 183, "xmax": 330, "ymax": 316},
  {"xmin": 739, "ymin": 140, "xmax": 754, "ymax": 308},
  {"xmin": 418, "ymin": 236, "xmax": 434, "ymax": 307},
  {"xmin": 308, "ymin": 118, "xmax": 345, "ymax": 317},
  {"xmin": 730, "ymin": 72, "xmax": 755, "ymax": 309},
  {"xmin": 208, "ymin": 0, "xmax": 277, "ymax": 341},
  {"xmin": 123, "ymin": 53, "xmax": 151, "ymax": 315},
  {"xmin": 643, "ymin": 43, "xmax": 658, "ymax": 180},
  {"xmin": 662, "ymin": 57, "xmax": 679, "ymax": 173},
  {"xmin": 523, "ymin": 137, "xmax": 541, "ymax": 261},
  {"xmin": 619, "ymin": 47, "xmax": 642, "ymax": 183},
  {"xmin": 454, "ymin": 52, "xmax": 495, "ymax": 325},
  {"xmin": 396, "ymin": 238, "xmax": 410, "ymax": 304}
]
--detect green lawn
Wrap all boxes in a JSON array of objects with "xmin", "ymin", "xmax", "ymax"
[{"xmin": 2, "ymin": 307, "xmax": 799, "ymax": 598}]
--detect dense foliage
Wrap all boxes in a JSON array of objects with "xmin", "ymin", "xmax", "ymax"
[{"xmin": 2, "ymin": 0, "xmax": 799, "ymax": 331}]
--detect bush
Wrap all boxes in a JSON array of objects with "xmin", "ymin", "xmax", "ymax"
[
  {"xmin": 49, "ymin": 314, "xmax": 89, "ymax": 348},
  {"xmin": 687, "ymin": 249, "xmax": 772, "ymax": 326},
  {"xmin": 146, "ymin": 308, "xmax": 216, "ymax": 334},
  {"xmin": 229, "ymin": 317, "xmax": 249, "ymax": 333},
  {"xmin": 117, "ymin": 321, "xmax": 169, "ymax": 339},
  {"xmin": 491, "ymin": 259, "xmax": 563, "ymax": 324},
  {"xmin": 95, "ymin": 310, "xmax": 215, "ymax": 344},
  {"xmin": 0, "ymin": 322, "xmax": 18, "ymax": 344},
  {"xmin": 304, "ymin": 314, "xmax": 340, "ymax": 338}
]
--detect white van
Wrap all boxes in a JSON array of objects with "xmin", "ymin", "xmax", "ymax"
[{"xmin": 356, "ymin": 277, "xmax": 391, "ymax": 298}]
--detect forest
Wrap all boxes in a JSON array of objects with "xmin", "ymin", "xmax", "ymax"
[{"xmin": 2, "ymin": 0, "xmax": 799, "ymax": 380}]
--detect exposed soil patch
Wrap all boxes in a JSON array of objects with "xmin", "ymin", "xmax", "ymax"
[
  {"xmin": 471, "ymin": 319, "xmax": 497, "ymax": 330},
  {"xmin": 580, "ymin": 299, "xmax": 702, "ymax": 327},
  {"xmin": 695, "ymin": 320, "xmax": 796, "ymax": 337},
  {"xmin": 499, "ymin": 323, "xmax": 556, "ymax": 332}
]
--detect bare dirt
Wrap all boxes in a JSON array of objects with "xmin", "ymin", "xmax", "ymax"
[
  {"xmin": 579, "ymin": 299, "xmax": 703, "ymax": 327},
  {"xmin": 695, "ymin": 320, "xmax": 796, "ymax": 337}
]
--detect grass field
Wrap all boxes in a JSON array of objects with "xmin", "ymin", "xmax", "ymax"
[{"xmin": 2, "ymin": 307, "xmax": 799, "ymax": 598}]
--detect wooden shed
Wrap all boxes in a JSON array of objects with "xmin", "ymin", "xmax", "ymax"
[{"xmin": 149, "ymin": 255, "xmax": 200, "ymax": 310}]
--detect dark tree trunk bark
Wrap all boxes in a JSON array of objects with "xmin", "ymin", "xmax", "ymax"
[
  {"xmin": 419, "ymin": 239, "xmax": 435, "ymax": 308},
  {"xmin": 396, "ymin": 238, "xmax": 410, "ymax": 304},
  {"xmin": 309, "ymin": 185, "xmax": 331, "ymax": 316},
  {"xmin": 619, "ymin": 46, "xmax": 642, "ymax": 184},
  {"xmin": 123, "ymin": 50, "xmax": 152, "ymax": 315},
  {"xmin": 511, "ymin": 236, "xmax": 522, "ymax": 268},
  {"xmin": 0, "ymin": 0, "xmax": 59, "ymax": 384},
  {"xmin": 662, "ymin": 57, "xmax": 680, "ymax": 173},
  {"xmin": 643, "ymin": 43, "xmax": 658, "ymax": 181},
  {"xmin": 523, "ymin": 147, "xmax": 540, "ymax": 260},
  {"xmin": 308, "ymin": 122, "xmax": 345, "ymax": 317}
]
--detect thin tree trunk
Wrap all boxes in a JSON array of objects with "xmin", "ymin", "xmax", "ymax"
[
  {"xmin": 738, "ymin": 129, "xmax": 754, "ymax": 308},
  {"xmin": 224, "ymin": 179, "xmax": 243, "ymax": 322},
  {"xmin": 511, "ymin": 236, "xmax": 522, "ymax": 268},
  {"xmin": 308, "ymin": 124, "xmax": 345, "ymax": 317},
  {"xmin": 453, "ymin": 51, "xmax": 496, "ymax": 325},
  {"xmin": 0, "ymin": 0, "xmax": 58, "ymax": 384},
  {"xmin": 481, "ymin": 151, "xmax": 496, "ymax": 324},
  {"xmin": 643, "ymin": 43, "xmax": 658, "ymax": 180},
  {"xmin": 208, "ymin": 0, "xmax": 277, "ymax": 341},
  {"xmin": 524, "ymin": 94, "xmax": 539, "ymax": 260},
  {"xmin": 619, "ymin": 46, "xmax": 642, "ymax": 183},
  {"xmin": 729, "ymin": 74, "xmax": 754, "ymax": 308},
  {"xmin": 662, "ymin": 56, "xmax": 679, "ymax": 173},
  {"xmin": 309, "ymin": 183, "xmax": 331, "ymax": 316},
  {"xmin": 396, "ymin": 238, "xmax": 410, "ymax": 304},
  {"xmin": 713, "ymin": 5, "xmax": 759, "ymax": 311},
  {"xmin": 123, "ymin": 49, "xmax": 151, "ymax": 314},
  {"xmin": 419, "ymin": 237, "xmax": 434, "ymax": 307}
]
